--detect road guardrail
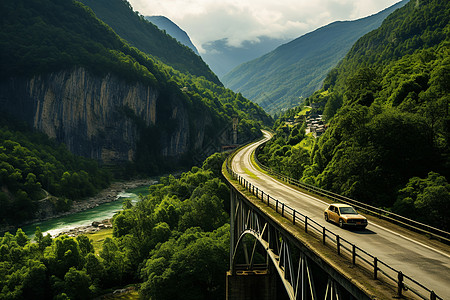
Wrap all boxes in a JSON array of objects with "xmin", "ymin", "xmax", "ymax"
[{"xmin": 224, "ymin": 140, "xmax": 445, "ymax": 300}]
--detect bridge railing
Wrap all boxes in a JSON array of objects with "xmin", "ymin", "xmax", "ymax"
[
  {"xmin": 225, "ymin": 151, "xmax": 443, "ymax": 300},
  {"xmin": 253, "ymin": 144, "xmax": 450, "ymax": 244}
]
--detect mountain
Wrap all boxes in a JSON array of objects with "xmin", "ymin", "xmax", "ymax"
[
  {"xmin": 0, "ymin": 0, "xmax": 272, "ymax": 228},
  {"xmin": 222, "ymin": 0, "xmax": 409, "ymax": 115},
  {"xmin": 258, "ymin": 0, "xmax": 449, "ymax": 229},
  {"xmin": 0, "ymin": 0, "xmax": 271, "ymax": 171},
  {"xmin": 145, "ymin": 16, "xmax": 200, "ymax": 56},
  {"xmin": 201, "ymin": 36, "xmax": 289, "ymax": 79},
  {"xmin": 78, "ymin": 0, "xmax": 220, "ymax": 85}
]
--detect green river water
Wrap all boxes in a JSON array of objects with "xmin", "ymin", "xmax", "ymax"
[{"xmin": 22, "ymin": 185, "xmax": 150, "ymax": 238}]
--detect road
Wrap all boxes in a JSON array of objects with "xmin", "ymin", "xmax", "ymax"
[{"xmin": 231, "ymin": 131, "xmax": 450, "ymax": 299}]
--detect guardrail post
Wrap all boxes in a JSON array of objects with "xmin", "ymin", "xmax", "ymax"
[
  {"xmin": 374, "ymin": 257, "xmax": 378, "ymax": 280},
  {"xmin": 336, "ymin": 235, "xmax": 340, "ymax": 255},
  {"xmin": 293, "ymin": 210, "xmax": 296, "ymax": 225},
  {"xmin": 322, "ymin": 227, "xmax": 326, "ymax": 244},
  {"xmin": 431, "ymin": 291, "xmax": 437, "ymax": 300},
  {"xmin": 267, "ymin": 194, "xmax": 270, "ymax": 206},
  {"xmin": 397, "ymin": 271, "xmax": 404, "ymax": 298},
  {"xmin": 352, "ymin": 245, "xmax": 356, "ymax": 265},
  {"xmin": 256, "ymin": 187, "xmax": 258, "ymax": 198},
  {"xmin": 305, "ymin": 217, "xmax": 308, "ymax": 233}
]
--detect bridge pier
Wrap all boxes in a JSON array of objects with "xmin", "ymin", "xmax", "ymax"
[{"xmin": 226, "ymin": 269, "xmax": 282, "ymax": 300}]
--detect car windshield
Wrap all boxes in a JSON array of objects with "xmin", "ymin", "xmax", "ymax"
[{"xmin": 339, "ymin": 207, "xmax": 357, "ymax": 215}]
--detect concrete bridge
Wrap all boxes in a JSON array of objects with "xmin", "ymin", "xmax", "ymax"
[{"xmin": 223, "ymin": 131, "xmax": 450, "ymax": 300}]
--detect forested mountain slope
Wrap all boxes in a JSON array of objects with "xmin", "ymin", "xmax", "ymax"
[
  {"xmin": 145, "ymin": 16, "xmax": 200, "ymax": 56},
  {"xmin": 0, "ymin": 153, "xmax": 232, "ymax": 299},
  {"xmin": 258, "ymin": 0, "xmax": 450, "ymax": 230},
  {"xmin": 0, "ymin": 120, "xmax": 111, "ymax": 226},
  {"xmin": 223, "ymin": 0, "xmax": 408, "ymax": 115},
  {"xmin": 0, "ymin": 0, "xmax": 272, "ymax": 226},
  {"xmin": 79, "ymin": 0, "xmax": 218, "ymax": 84}
]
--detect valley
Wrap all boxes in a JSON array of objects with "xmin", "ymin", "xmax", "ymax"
[{"xmin": 0, "ymin": 0, "xmax": 449, "ymax": 299}]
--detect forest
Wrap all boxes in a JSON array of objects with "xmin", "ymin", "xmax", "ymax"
[
  {"xmin": 258, "ymin": 0, "xmax": 450, "ymax": 230},
  {"xmin": 0, "ymin": 119, "xmax": 111, "ymax": 226},
  {"xmin": 0, "ymin": 153, "xmax": 230, "ymax": 299},
  {"xmin": 1, "ymin": 0, "xmax": 449, "ymax": 298},
  {"xmin": 0, "ymin": 0, "xmax": 272, "ymax": 228}
]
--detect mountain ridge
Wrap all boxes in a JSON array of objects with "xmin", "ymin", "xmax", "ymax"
[
  {"xmin": 0, "ymin": 0, "xmax": 271, "ymax": 170},
  {"xmin": 223, "ymin": 0, "xmax": 409, "ymax": 115},
  {"xmin": 79, "ymin": 0, "xmax": 220, "ymax": 85},
  {"xmin": 145, "ymin": 15, "xmax": 200, "ymax": 56}
]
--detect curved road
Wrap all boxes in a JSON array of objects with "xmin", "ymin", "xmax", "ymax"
[{"xmin": 231, "ymin": 131, "xmax": 450, "ymax": 298}]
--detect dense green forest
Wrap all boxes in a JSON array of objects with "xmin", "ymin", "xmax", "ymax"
[
  {"xmin": 78, "ymin": 0, "xmax": 219, "ymax": 85},
  {"xmin": 0, "ymin": 153, "xmax": 230, "ymax": 299},
  {"xmin": 258, "ymin": 0, "xmax": 450, "ymax": 230},
  {"xmin": 0, "ymin": 120, "xmax": 111, "ymax": 226}
]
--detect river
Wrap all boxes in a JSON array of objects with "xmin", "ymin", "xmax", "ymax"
[{"xmin": 22, "ymin": 185, "xmax": 150, "ymax": 238}]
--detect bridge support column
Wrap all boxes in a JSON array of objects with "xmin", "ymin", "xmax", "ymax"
[{"xmin": 226, "ymin": 269, "xmax": 280, "ymax": 300}]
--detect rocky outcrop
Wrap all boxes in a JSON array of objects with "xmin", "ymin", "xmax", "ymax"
[{"xmin": 0, "ymin": 68, "xmax": 210, "ymax": 163}]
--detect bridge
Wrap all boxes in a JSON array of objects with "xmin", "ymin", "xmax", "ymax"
[{"xmin": 223, "ymin": 131, "xmax": 450, "ymax": 300}]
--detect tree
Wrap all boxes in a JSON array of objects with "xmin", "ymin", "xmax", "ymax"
[
  {"xmin": 394, "ymin": 172, "xmax": 450, "ymax": 230},
  {"xmin": 63, "ymin": 267, "xmax": 93, "ymax": 300},
  {"xmin": 15, "ymin": 228, "xmax": 29, "ymax": 247},
  {"xmin": 84, "ymin": 253, "xmax": 105, "ymax": 286},
  {"xmin": 44, "ymin": 236, "xmax": 83, "ymax": 278}
]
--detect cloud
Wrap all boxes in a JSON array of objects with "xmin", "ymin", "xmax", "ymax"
[{"xmin": 128, "ymin": 0, "xmax": 402, "ymax": 52}]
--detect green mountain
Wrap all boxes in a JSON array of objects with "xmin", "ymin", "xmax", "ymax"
[
  {"xmin": 258, "ymin": 0, "xmax": 450, "ymax": 230},
  {"xmin": 79, "ymin": 0, "xmax": 219, "ymax": 85},
  {"xmin": 223, "ymin": 0, "xmax": 408, "ymax": 115},
  {"xmin": 145, "ymin": 16, "xmax": 200, "ymax": 56},
  {"xmin": 0, "ymin": 0, "xmax": 272, "ymax": 226}
]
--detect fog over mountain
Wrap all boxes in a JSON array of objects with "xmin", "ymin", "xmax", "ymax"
[{"xmin": 201, "ymin": 36, "xmax": 290, "ymax": 79}]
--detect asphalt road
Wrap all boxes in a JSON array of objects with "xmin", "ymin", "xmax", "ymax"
[{"xmin": 231, "ymin": 131, "xmax": 450, "ymax": 299}]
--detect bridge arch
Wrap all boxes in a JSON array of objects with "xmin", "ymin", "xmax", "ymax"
[{"xmin": 227, "ymin": 185, "xmax": 370, "ymax": 300}]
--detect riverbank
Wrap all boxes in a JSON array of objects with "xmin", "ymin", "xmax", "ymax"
[
  {"xmin": 55, "ymin": 179, "xmax": 156, "ymax": 216},
  {"xmin": 1, "ymin": 178, "xmax": 156, "ymax": 234},
  {"xmin": 55, "ymin": 218, "xmax": 113, "ymax": 238}
]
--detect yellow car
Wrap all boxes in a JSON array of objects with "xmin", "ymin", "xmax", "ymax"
[{"xmin": 324, "ymin": 203, "xmax": 368, "ymax": 229}]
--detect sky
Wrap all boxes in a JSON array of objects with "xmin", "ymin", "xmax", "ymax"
[{"xmin": 128, "ymin": 0, "xmax": 402, "ymax": 53}]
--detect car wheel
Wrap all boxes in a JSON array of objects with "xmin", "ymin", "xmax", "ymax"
[
  {"xmin": 324, "ymin": 213, "xmax": 329, "ymax": 222},
  {"xmin": 339, "ymin": 219, "xmax": 344, "ymax": 228}
]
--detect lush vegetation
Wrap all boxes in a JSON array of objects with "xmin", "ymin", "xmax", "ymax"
[
  {"xmin": 0, "ymin": 0, "xmax": 272, "ymax": 172},
  {"xmin": 0, "ymin": 120, "xmax": 111, "ymax": 226},
  {"xmin": 258, "ymin": 0, "xmax": 450, "ymax": 230},
  {"xmin": 79, "ymin": 0, "xmax": 218, "ymax": 84},
  {"xmin": 0, "ymin": 153, "xmax": 230, "ymax": 299},
  {"xmin": 222, "ymin": 0, "xmax": 407, "ymax": 115}
]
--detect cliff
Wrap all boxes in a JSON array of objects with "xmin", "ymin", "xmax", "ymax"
[{"xmin": 0, "ymin": 68, "xmax": 211, "ymax": 164}]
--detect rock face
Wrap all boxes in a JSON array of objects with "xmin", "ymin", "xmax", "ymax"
[{"xmin": 0, "ymin": 68, "xmax": 211, "ymax": 163}]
